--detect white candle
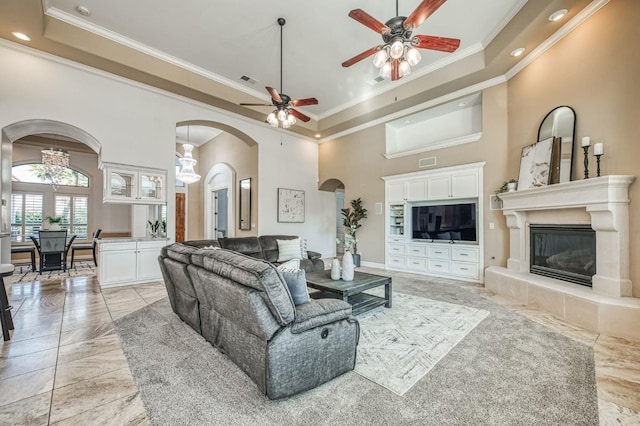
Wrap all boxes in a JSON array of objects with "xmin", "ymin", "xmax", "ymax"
[
  {"xmin": 594, "ymin": 143, "xmax": 603, "ymax": 155},
  {"xmin": 582, "ymin": 136, "xmax": 591, "ymax": 147}
]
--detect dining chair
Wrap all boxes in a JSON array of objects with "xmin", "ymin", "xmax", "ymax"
[
  {"xmin": 71, "ymin": 229, "xmax": 102, "ymax": 268},
  {"xmin": 63, "ymin": 235, "xmax": 77, "ymax": 271},
  {"xmin": 35, "ymin": 230, "xmax": 68, "ymax": 273}
]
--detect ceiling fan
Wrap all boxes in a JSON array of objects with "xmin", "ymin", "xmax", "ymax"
[
  {"xmin": 240, "ymin": 18, "xmax": 318, "ymax": 128},
  {"xmin": 342, "ymin": 0, "xmax": 461, "ymax": 81}
]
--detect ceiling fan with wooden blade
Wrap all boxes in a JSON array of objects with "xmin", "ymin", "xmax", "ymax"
[
  {"xmin": 239, "ymin": 18, "xmax": 318, "ymax": 128},
  {"xmin": 342, "ymin": 0, "xmax": 461, "ymax": 81}
]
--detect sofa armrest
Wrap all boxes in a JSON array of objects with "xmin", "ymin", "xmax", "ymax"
[
  {"xmin": 306, "ymin": 250, "xmax": 321, "ymax": 260},
  {"xmin": 290, "ymin": 299, "xmax": 352, "ymax": 334}
]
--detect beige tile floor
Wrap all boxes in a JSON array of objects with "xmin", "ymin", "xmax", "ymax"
[{"xmin": 1, "ymin": 272, "xmax": 639, "ymax": 425}]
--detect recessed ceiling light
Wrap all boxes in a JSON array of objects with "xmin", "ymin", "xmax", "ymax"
[
  {"xmin": 458, "ymin": 101, "xmax": 468, "ymax": 107},
  {"xmin": 75, "ymin": 5, "xmax": 91, "ymax": 17},
  {"xmin": 12, "ymin": 32, "xmax": 31, "ymax": 41},
  {"xmin": 510, "ymin": 48, "xmax": 525, "ymax": 57},
  {"xmin": 315, "ymin": 134, "xmax": 321, "ymax": 138},
  {"xmin": 548, "ymin": 9, "xmax": 568, "ymax": 22}
]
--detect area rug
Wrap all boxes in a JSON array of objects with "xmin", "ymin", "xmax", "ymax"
[
  {"xmin": 6, "ymin": 259, "xmax": 96, "ymax": 284},
  {"xmin": 114, "ymin": 274, "xmax": 598, "ymax": 426},
  {"xmin": 355, "ymin": 292, "xmax": 489, "ymax": 395}
]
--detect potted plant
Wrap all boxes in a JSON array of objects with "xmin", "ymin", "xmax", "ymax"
[
  {"xmin": 338, "ymin": 198, "xmax": 368, "ymax": 267},
  {"xmin": 495, "ymin": 178, "xmax": 518, "ymax": 200},
  {"xmin": 148, "ymin": 220, "xmax": 161, "ymax": 238},
  {"xmin": 46, "ymin": 215, "xmax": 64, "ymax": 230}
]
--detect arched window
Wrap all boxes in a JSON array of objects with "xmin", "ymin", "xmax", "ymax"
[{"xmin": 12, "ymin": 164, "xmax": 89, "ymax": 187}]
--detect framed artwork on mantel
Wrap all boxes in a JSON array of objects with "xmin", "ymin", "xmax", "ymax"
[
  {"xmin": 277, "ymin": 188, "xmax": 305, "ymax": 223},
  {"xmin": 518, "ymin": 137, "xmax": 554, "ymax": 190}
]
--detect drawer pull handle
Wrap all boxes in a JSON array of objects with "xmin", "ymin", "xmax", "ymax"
[
  {"xmin": 412, "ymin": 262, "xmax": 419, "ymax": 265},
  {"xmin": 434, "ymin": 251, "xmax": 442, "ymax": 254},
  {"xmin": 460, "ymin": 253, "xmax": 468, "ymax": 256},
  {"xmin": 460, "ymin": 267, "xmax": 468, "ymax": 271},
  {"xmin": 435, "ymin": 264, "xmax": 442, "ymax": 267}
]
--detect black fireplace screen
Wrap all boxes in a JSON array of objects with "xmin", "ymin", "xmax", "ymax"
[{"xmin": 530, "ymin": 225, "xmax": 596, "ymax": 287}]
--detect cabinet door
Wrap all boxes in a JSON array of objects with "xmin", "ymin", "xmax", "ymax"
[
  {"xmin": 106, "ymin": 169, "xmax": 137, "ymax": 201},
  {"xmin": 427, "ymin": 175, "xmax": 451, "ymax": 200},
  {"xmin": 100, "ymin": 249, "xmax": 137, "ymax": 285},
  {"xmin": 406, "ymin": 179, "xmax": 427, "ymax": 201},
  {"xmin": 387, "ymin": 182, "xmax": 406, "ymax": 203},
  {"xmin": 137, "ymin": 245, "xmax": 163, "ymax": 281},
  {"xmin": 451, "ymin": 172, "xmax": 478, "ymax": 198},
  {"xmin": 139, "ymin": 172, "xmax": 166, "ymax": 203}
]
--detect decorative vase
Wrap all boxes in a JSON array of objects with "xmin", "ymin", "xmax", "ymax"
[
  {"xmin": 330, "ymin": 259, "xmax": 341, "ymax": 280},
  {"xmin": 352, "ymin": 253, "xmax": 361, "ymax": 268},
  {"xmin": 507, "ymin": 182, "xmax": 517, "ymax": 192},
  {"xmin": 342, "ymin": 252, "xmax": 354, "ymax": 281},
  {"xmin": 49, "ymin": 223, "xmax": 61, "ymax": 231}
]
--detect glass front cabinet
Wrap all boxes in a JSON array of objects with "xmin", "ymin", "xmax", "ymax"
[
  {"xmin": 102, "ymin": 162, "xmax": 167, "ymax": 204},
  {"xmin": 388, "ymin": 204, "xmax": 405, "ymax": 236}
]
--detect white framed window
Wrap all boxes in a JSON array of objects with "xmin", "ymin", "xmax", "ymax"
[
  {"xmin": 11, "ymin": 193, "xmax": 44, "ymax": 242},
  {"xmin": 55, "ymin": 195, "xmax": 89, "ymax": 239}
]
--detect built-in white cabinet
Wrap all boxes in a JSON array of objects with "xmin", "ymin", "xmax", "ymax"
[
  {"xmin": 101, "ymin": 162, "xmax": 167, "ymax": 204},
  {"xmin": 98, "ymin": 239, "xmax": 167, "ymax": 287},
  {"xmin": 382, "ymin": 162, "xmax": 485, "ymax": 282}
]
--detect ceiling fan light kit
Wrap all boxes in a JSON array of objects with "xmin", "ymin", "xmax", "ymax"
[
  {"xmin": 343, "ymin": 0, "xmax": 460, "ymax": 81},
  {"xmin": 239, "ymin": 18, "xmax": 318, "ymax": 129}
]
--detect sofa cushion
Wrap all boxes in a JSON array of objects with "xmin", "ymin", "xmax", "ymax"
[
  {"xmin": 200, "ymin": 249, "xmax": 295, "ymax": 325},
  {"xmin": 276, "ymin": 238, "xmax": 302, "ymax": 262},
  {"xmin": 276, "ymin": 259, "xmax": 300, "ymax": 273},
  {"xmin": 219, "ymin": 237, "xmax": 264, "ymax": 259},
  {"xmin": 281, "ymin": 270, "xmax": 310, "ymax": 306}
]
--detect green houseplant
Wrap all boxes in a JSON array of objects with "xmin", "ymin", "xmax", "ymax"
[
  {"xmin": 338, "ymin": 198, "xmax": 368, "ymax": 267},
  {"xmin": 148, "ymin": 220, "xmax": 161, "ymax": 238},
  {"xmin": 46, "ymin": 215, "xmax": 64, "ymax": 230},
  {"xmin": 495, "ymin": 178, "xmax": 518, "ymax": 201}
]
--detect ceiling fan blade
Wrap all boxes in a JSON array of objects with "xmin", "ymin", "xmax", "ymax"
[
  {"xmin": 403, "ymin": 0, "xmax": 447, "ymax": 31},
  {"xmin": 291, "ymin": 97, "xmax": 318, "ymax": 107},
  {"xmin": 342, "ymin": 45, "xmax": 382, "ymax": 68},
  {"xmin": 289, "ymin": 109, "xmax": 311, "ymax": 122},
  {"xmin": 391, "ymin": 60, "xmax": 400, "ymax": 81},
  {"xmin": 348, "ymin": 9, "xmax": 390, "ymax": 34},
  {"xmin": 412, "ymin": 35, "xmax": 460, "ymax": 52},
  {"xmin": 266, "ymin": 86, "xmax": 282, "ymax": 103},
  {"xmin": 239, "ymin": 103, "xmax": 272, "ymax": 106}
]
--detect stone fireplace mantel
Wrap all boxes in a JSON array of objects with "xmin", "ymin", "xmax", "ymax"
[{"xmin": 500, "ymin": 175, "xmax": 635, "ymax": 297}]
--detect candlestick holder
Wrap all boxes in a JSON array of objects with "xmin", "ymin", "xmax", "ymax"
[
  {"xmin": 583, "ymin": 146, "xmax": 590, "ymax": 179},
  {"xmin": 595, "ymin": 154, "xmax": 602, "ymax": 177}
]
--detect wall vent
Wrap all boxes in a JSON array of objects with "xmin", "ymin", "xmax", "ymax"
[
  {"xmin": 419, "ymin": 156, "xmax": 437, "ymax": 168},
  {"xmin": 240, "ymin": 75, "xmax": 258, "ymax": 84}
]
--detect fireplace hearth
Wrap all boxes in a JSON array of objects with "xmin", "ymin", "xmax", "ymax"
[{"xmin": 530, "ymin": 225, "xmax": 596, "ymax": 287}]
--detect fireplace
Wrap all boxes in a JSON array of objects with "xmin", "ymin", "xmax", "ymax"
[{"xmin": 530, "ymin": 225, "xmax": 596, "ymax": 287}]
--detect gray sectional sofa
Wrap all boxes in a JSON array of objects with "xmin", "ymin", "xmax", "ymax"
[
  {"xmin": 184, "ymin": 235, "xmax": 325, "ymax": 272},
  {"xmin": 158, "ymin": 242, "xmax": 360, "ymax": 399}
]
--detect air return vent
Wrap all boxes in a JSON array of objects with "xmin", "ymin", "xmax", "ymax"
[
  {"xmin": 240, "ymin": 75, "xmax": 258, "ymax": 84},
  {"xmin": 419, "ymin": 157, "xmax": 437, "ymax": 168}
]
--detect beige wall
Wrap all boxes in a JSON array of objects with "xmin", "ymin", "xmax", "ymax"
[
  {"xmin": 319, "ymin": 83, "xmax": 510, "ymax": 266},
  {"xmin": 185, "ymin": 132, "xmax": 259, "ymax": 239},
  {"xmin": 507, "ymin": 0, "xmax": 640, "ymax": 296},
  {"xmin": 320, "ymin": 0, "xmax": 640, "ymax": 296}
]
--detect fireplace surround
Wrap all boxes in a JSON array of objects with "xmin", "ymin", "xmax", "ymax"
[{"xmin": 485, "ymin": 175, "xmax": 640, "ymax": 340}]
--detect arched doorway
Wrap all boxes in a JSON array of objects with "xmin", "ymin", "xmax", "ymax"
[
  {"xmin": 1, "ymin": 119, "xmax": 102, "ymax": 263},
  {"xmin": 319, "ymin": 178, "xmax": 346, "ymax": 257}
]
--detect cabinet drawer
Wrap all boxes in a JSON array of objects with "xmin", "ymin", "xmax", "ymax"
[
  {"xmin": 452, "ymin": 246, "xmax": 479, "ymax": 262},
  {"xmin": 428, "ymin": 246, "xmax": 451, "ymax": 259},
  {"xmin": 388, "ymin": 244, "xmax": 405, "ymax": 255},
  {"xmin": 452, "ymin": 262, "xmax": 478, "ymax": 278},
  {"xmin": 137, "ymin": 240, "xmax": 167, "ymax": 250},
  {"xmin": 428, "ymin": 259, "xmax": 450, "ymax": 273},
  {"xmin": 406, "ymin": 257, "xmax": 427, "ymax": 270},
  {"xmin": 405, "ymin": 245, "xmax": 427, "ymax": 257},
  {"xmin": 388, "ymin": 255, "xmax": 405, "ymax": 267},
  {"xmin": 387, "ymin": 237, "xmax": 405, "ymax": 244},
  {"xmin": 99, "ymin": 242, "xmax": 137, "ymax": 252}
]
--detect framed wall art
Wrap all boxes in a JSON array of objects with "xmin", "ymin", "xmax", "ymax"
[
  {"xmin": 518, "ymin": 137, "xmax": 554, "ymax": 190},
  {"xmin": 277, "ymin": 188, "xmax": 305, "ymax": 223}
]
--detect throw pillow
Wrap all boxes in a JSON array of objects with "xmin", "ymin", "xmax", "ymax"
[
  {"xmin": 277, "ymin": 238, "xmax": 302, "ymax": 262},
  {"xmin": 299, "ymin": 238, "xmax": 308, "ymax": 259},
  {"xmin": 281, "ymin": 269, "xmax": 310, "ymax": 305},
  {"xmin": 277, "ymin": 259, "xmax": 300, "ymax": 273}
]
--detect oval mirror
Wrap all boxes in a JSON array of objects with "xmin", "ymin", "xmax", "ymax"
[{"xmin": 537, "ymin": 106, "xmax": 576, "ymax": 183}]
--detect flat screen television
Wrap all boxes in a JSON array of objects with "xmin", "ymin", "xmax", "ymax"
[{"xmin": 411, "ymin": 202, "xmax": 477, "ymax": 242}]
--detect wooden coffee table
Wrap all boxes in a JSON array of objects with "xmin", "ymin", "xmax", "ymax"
[{"xmin": 305, "ymin": 270, "xmax": 392, "ymax": 315}]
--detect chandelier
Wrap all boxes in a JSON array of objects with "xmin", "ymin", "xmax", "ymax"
[
  {"xmin": 266, "ymin": 100, "xmax": 296, "ymax": 129},
  {"xmin": 176, "ymin": 126, "xmax": 201, "ymax": 184},
  {"xmin": 372, "ymin": 28, "xmax": 422, "ymax": 79}
]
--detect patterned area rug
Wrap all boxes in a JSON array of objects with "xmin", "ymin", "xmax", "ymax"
[
  {"xmin": 6, "ymin": 259, "xmax": 96, "ymax": 284},
  {"xmin": 355, "ymin": 292, "xmax": 489, "ymax": 395}
]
